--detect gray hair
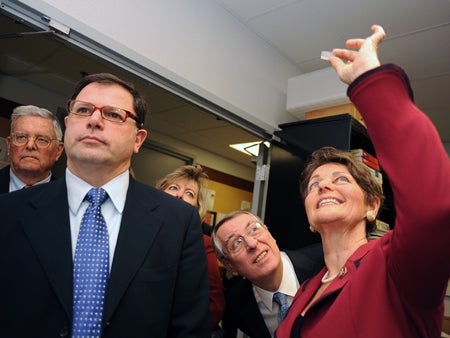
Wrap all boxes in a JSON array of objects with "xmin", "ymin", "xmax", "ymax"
[
  {"xmin": 211, "ymin": 210, "xmax": 267, "ymax": 260},
  {"xmin": 11, "ymin": 105, "xmax": 63, "ymax": 141}
]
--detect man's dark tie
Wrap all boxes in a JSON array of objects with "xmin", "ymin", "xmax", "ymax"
[
  {"xmin": 273, "ymin": 291, "xmax": 290, "ymax": 323},
  {"xmin": 72, "ymin": 187, "xmax": 109, "ymax": 338}
]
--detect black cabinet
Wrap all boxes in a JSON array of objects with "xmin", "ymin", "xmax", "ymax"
[
  {"xmin": 264, "ymin": 114, "xmax": 394, "ymax": 249},
  {"xmin": 275, "ymin": 114, "xmax": 374, "ymax": 155}
]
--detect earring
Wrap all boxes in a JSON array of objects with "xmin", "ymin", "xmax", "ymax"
[
  {"xmin": 366, "ymin": 211, "xmax": 375, "ymax": 222},
  {"xmin": 309, "ymin": 225, "xmax": 317, "ymax": 233}
]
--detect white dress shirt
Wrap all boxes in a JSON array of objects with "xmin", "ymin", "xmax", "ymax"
[
  {"xmin": 66, "ymin": 168, "xmax": 129, "ymax": 270},
  {"xmin": 253, "ymin": 251, "xmax": 300, "ymax": 337},
  {"xmin": 9, "ymin": 168, "xmax": 52, "ymax": 192}
]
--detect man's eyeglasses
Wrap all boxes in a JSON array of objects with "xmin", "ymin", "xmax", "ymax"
[
  {"xmin": 67, "ymin": 100, "xmax": 143, "ymax": 128},
  {"xmin": 225, "ymin": 221, "xmax": 265, "ymax": 256},
  {"xmin": 10, "ymin": 133, "xmax": 58, "ymax": 149}
]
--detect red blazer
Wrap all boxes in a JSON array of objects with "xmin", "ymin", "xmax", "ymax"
[
  {"xmin": 276, "ymin": 65, "xmax": 450, "ymax": 338},
  {"xmin": 204, "ymin": 235, "xmax": 225, "ymax": 329}
]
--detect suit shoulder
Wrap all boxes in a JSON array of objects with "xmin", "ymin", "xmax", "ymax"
[
  {"xmin": 284, "ymin": 244, "xmax": 324, "ymax": 282},
  {"xmin": 285, "ymin": 242, "xmax": 323, "ymax": 258},
  {"xmin": 225, "ymin": 277, "xmax": 252, "ymax": 301},
  {"xmin": 0, "ymin": 178, "xmax": 65, "ymax": 201}
]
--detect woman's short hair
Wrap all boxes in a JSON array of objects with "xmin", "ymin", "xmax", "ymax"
[
  {"xmin": 155, "ymin": 164, "xmax": 209, "ymax": 219},
  {"xmin": 300, "ymin": 146, "xmax": 384, "ymax": 233}
]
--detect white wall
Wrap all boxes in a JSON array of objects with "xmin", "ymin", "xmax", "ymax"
[
  {"xmin": 18, "ymin": 0, "xmax": 300, "ymax": 134},
  {"xmin": 12, "ymin": 1, "xmax": 449, "ymax": 165}
]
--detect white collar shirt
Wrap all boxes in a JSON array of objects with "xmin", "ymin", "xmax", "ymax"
[
  {"xmin": 253, "ymin": 251, "xmax": 299, "ymax": 337},
  {"xmin": 9, "ymin": 168, "xmax": 52, "ymax": 192},
  {"xmin": 66, "ymin": 168, "xmax": 129, "ymax": 270}
]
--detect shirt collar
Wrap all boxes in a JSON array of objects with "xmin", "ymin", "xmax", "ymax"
[
  {"xmin": 9, "ymin": 168, "xmax": 52, "ymax": 191},
  {"xmin": 66, "ymin": 168, "xmax": 129, "ymax": 214},
  {"xmin": 253, "ymin": 251, "xmax": 300, "ymax": 310}
]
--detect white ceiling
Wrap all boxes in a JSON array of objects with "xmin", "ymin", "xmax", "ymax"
[
  {"xmin": 1, "ymin": 1, "xmax": 449, "ymax": 174},
  {"xmin": 0, "ymin": 13, "xmax": 261, "ymax": 169},
  {"xmin": 217, "ymin": 0, "xmax": 450, "ymax": 144}
]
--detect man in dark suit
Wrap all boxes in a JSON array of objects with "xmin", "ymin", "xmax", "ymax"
[
  {"xmin": 0, "ymin": 73, "xmax": 210, "ymax": 337},
  {"xmin": 211, "ymin": 211, "xmax": 323, "ymax": 338},
  {"xmin": 0, "ymin": 105, "xmax": 64, "ymax": 193}
]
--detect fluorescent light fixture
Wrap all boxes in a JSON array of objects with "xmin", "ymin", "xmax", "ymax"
[{"xmin": 229, "ymin": 141, "xmax": 270, "ymax": 156}]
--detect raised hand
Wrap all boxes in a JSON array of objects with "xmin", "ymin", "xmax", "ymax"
[{"xmin": 328, "ymin": 25, "xmax": 386, "ymax": 85}]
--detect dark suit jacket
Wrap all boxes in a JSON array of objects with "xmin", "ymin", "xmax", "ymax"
[
  {"xmin": 0, "ymin": 165, "xmax": 57, "ymax": 193},
  {"xmin": 0, "ymin": 177, "xmax": 210, "ymax": 338},
  {"xmin": 222, "ymin": 244, "xmax": 324, "ymax": 338}
]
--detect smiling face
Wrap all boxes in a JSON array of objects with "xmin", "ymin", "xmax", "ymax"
[
  {"xmin": 7, "ymin": 115, "xmax": 64, "ymax": 183},
  {"xmin": 215, "ymin": 213, "xmax": 282, "ymax": 288},
  {"xmin": 304, "ymin": 162, "xmax": 376, "ymax": 233}
]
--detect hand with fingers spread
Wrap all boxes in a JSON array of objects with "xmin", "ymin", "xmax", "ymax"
[{"xmin": 327, "ymin": 24, "xmax": 386, "ymax": 84}]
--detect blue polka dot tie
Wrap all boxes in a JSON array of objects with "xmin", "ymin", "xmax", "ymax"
[
  {"xmin": 273, "ymin": 292, "xmax": 290, "ymax": 324},
  {"xmin": 72, "ymin": 188, "xmax": 109, "ymax": 338}
]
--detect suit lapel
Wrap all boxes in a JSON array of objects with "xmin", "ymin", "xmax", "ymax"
[
  {"xmin": 103, "ymin": 180, "xmax": 164, "ymax": 321},
  {"xmin": 299, "ymin": 242, "xmax": 374, "ymax": 314},
  {"xmin": 21, "ymin": 179, "xmax": 74, "ymax": 317}
]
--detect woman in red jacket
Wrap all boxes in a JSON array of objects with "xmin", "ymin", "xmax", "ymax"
[{"xmin": 276, "ymin": 25, "xmax": 450, "ymax": 338}]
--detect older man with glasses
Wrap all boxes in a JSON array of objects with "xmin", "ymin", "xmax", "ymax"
[
  {"xmin": 0, "ymin": 105, "xmax": 64, "ymax": 193},
  {"xmin": 211, "ymin": 211, "xmax": 324, "ymax": 338}
]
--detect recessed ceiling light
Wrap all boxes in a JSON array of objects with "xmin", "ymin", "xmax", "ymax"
[{"xmin": 229, "ymin": 141, "xmax": 269, "ymax": 156}]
